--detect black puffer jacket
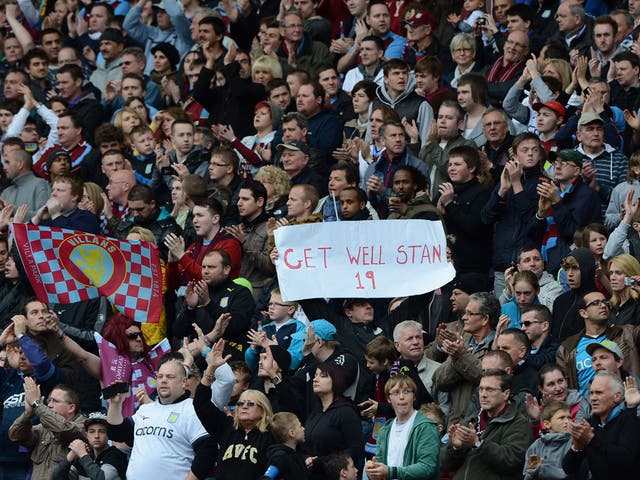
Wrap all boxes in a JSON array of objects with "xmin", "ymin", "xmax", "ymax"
[{"xmin": 481, "ymin": 164, "xmax": 542, "ymax": 269}]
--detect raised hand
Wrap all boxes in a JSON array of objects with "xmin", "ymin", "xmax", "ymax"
[
  {"xmin": 68, "ymin": 439, "xmax": 90, "ymax": 458},
  {"xmin": 185, "ymin": 281, "xmax": 199, "ymax": 309},
  {"xmin": 226, "ymin": 224, "xmax": 245, "ymax": 243},
  {"xmin": 210, "ymin": 312, "xmax": 232, "ymax": 342},
  {"xmin": 163, "ymin": 233, "xmax": 185, "ymax": 261},
  {"xmin": 193, "ymin": 279, "xmax": 211, "ymax": 306},
  {"xmin": 11, "ymin": 314, "xmax": 27, "ymax": 337},
  {"xmin": 622, "ymin": 188, "xmax": 639, "ymax": 224},
  {"xmin": 23, "ymin": 376, "xmax": 42, "ymax": 413},
  {"xmin": 624, "ymin": 109, "xmax": 640, "ymax": 131},
  {"xmin": 524, "ymin": 393, "xmax": 541, "ymax": 420},
  {"xmin": 247, "ymin": 328, "xmax": 267, "ymax": 348},
  {"xmin": 0, "ymin": 204, "xmax": 14, "ymax": 230},
  {"xmin": 135, "ymin": 385, "xmax": 152, "ymax": 405},
  {"xmin": 624, "ymin": 375, "xmax": 640, "ymax": 407},
  {"xmin": 0, "ymin": 322, "xmax": 17, "ymax": 347},
  {"xmin": 568, "ymin": 419, "xmax": 594, "ymax": 450},
  {"xmin": 13, "ymin": 204, "xmax": 29, "ymax": 225},
  {"xmin": 206, "ymin": 338, "xmax": 232, "ymax": 370},
  {"xmin": 401, "ymin": 117, "xmax": 419, "ymax": 143}
]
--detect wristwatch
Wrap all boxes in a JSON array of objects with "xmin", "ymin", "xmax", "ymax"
[
  {"xmin": 32, "ymin": 399, "xmax": 41, "ymax": 409},
  {"xmin": 271, "ymin": 375, "xmax": 282, "ymax": 386},
  {"xmin": 473, "ymin": 439, "xmax": 483, "ymax": 449}
]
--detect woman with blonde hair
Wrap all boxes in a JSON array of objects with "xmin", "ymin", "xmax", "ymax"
[
  {"xmin": 113, "ymin": 107, "xmax": 144, "ymax": 145},
  {"xmin": 608, "ymin": 253, "xmax": 640, "ymax": 325},
  {"xmin": 444, "ymin": 33, "xmax": 481, "ymax": 88},
  {"xmin": 194, "ymin": 366, "xmax": 274, "ymax": 480},
  {"xmin": 255, "ymin": 165, "xmax": 291, "ymax": 218},
  {"xmin": 77, "ymin": 182, "xmax": 105, "ymax": 216},
  {"xmin": 251, "ymin": 55, "xmax": 283, "ymax": 85},
  {"xmin": 542, "ymin": 59, "xmax": 572, "ymax": 94}
]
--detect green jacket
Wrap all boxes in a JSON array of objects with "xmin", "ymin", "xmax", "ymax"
[
  {"xmin": 440, "ymin": 402, "xmax": 532, "ymax": 480},
  {"xmin": 376, "ymin": 412, "xmax": 440, "ymax": 480}
]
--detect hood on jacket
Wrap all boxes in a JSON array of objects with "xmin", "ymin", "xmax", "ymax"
[
  {"xmin": 566, "ymin": 248, "xmax": 597, "ymax": 293},
  {"xmin": 376, "ymin": 73, "xmax": 417, "ymax": 107},
  {"xmin": 538, "ymin": 431, "xmax": 571, "ymax": 445},
  {"xmin": 565, "ymin": 389, "xmax": 583, "ymax": 407}
]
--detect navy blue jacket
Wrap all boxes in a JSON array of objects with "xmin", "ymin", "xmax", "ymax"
[
  {"xmin": 41, "ymin": 207, "xmax": 100, "ymax": 234},
  {"xmin": 481, "ymin": 164, "xmax": 542, "ymax": 269}
]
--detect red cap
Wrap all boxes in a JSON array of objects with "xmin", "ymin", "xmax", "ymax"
[
  {"xmin": 402, "ymin": 10, "xmax": 437, "ymax": 29},
  {"xmin": 532, "ymin": 100, "xmax": 565, "ymax": 120}
]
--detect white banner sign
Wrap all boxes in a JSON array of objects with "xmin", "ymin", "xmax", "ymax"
[{"xmin": 274, "ymin": 220, "xmax": 456, "ymax": 301}]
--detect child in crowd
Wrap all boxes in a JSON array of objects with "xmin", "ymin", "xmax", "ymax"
[
  {"xmin": 228, "ymin": 361, "xmax": 252, "ymax": 411},
  {"xmin": 261, "ymin": 412, "xmax": 307, "ymax": 479},
  {"xmin": 447, "ymin": 0, "xmax": 485, "ymax": 33},
  {"xmin": 324, "ymin": 453, "xmax": 359, "ymax": 480},
  {"xmin": 359, "ymin": 336, "xmax": 397, "ymax": 461},
  {"xmin": 340, "ymin": 187, "xmax": 371, "ymax": 220},
  {"xmin": 419, "ymin": 402, "xmax": 446, "ymax": 437},
  {"xmin": 523, "ymin": 400, "xmax": 573, "ymax": 480},
  {"xmin": 129, "ymin": 125, "xmax": 158, "ymax": 187}
]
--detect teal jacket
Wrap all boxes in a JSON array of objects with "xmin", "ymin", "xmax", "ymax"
[{"xmin": 376, "ymin": 412, "xmax": 440, "ymax": 480}]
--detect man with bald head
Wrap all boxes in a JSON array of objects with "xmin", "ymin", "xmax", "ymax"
[
  {"xmin": 104, "ymin": 168, "xmax": 137, "ymax": 231},
  {"xmin": 486, "ymin": 30, "xmax": 529, "ymax": 106}
]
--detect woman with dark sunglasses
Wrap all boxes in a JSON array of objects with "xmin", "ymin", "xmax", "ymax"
[
  {"xmin": 194, "ymin": 363, "xmax": 274, "ymax": 480},
  {"xmin": 52, "ymin": 312, "xmax": 169, "ymax": 417}
]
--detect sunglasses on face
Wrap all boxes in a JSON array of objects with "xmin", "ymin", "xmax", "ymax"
[
  {"xmin": 236, "ymin": 400, "xmax": 258, "ymax": 407},
  {"xmin": 126, "ymin": 331, "xmax": 143, "ymax": 340}
]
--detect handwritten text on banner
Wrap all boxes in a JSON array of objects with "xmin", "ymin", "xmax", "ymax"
[{"xmin": 274, "ymin": 220, "xmax": 456, "ymax": 300}]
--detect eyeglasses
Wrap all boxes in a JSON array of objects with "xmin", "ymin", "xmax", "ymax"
[
  {"xmin": 554, "ymin": 160, "xmax": 578, "ymax": 168},
  {"xmin": 284, "ymin": 24, "xmax": 303, "ymax": 29},
  {"xmin": 478, "ymin": 386, "xmax": 502, "ymax": 394},
  {"xmin": 268, "ymin": 302, "xmax": 293, "ymax": 308},
  {"xmin": 505, "ymin": 39, "xmax": 528, "ymax": 49},
  {"xmin": 237, "ymin": 400, "xmax": 258, "ymax": 407},
  {"xmin": 452, "ymin": 47, "xmax": 473, "ymax": 54},
  {"xmin": 584, "ymin": 299, "xmax": 610, "ymax": 309},
  {"xmin": 521, "ymin": 320, "xmax": 542, "ymax": 327},
  {"xmin": 126, "ymin": 331, "xmax": 143, "ymax": 340},
  {"xmin": 46, "ymin": 397, "xmax": 70, "ymax": 405},
  {"xmin": 388, "ymin": 389, "xmax": 414, "ymax": 397},
  {"xmin": 464, "ymin": 311, "xmax": 484, "ymax": 316},
  {"xmin": 210, "ymin": 162, "xmax": 229, "ymax": 167}
]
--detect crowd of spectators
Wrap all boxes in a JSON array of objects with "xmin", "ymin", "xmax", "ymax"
[{"xmin": 3, "ymin": 0, "xmax": 640, "ymax": 478}]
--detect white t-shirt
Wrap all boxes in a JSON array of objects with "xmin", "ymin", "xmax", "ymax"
[
  {"xmin": 126, "ymin": 398, "xmax": 209, "ymax": 479},
  {"xmin": 386, "ymin": 411, "xmax": 417, "ymax": 472}
]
